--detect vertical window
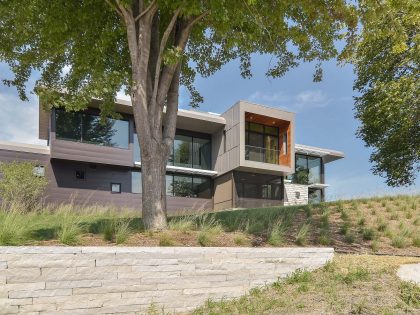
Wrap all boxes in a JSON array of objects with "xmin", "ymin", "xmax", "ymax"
[
  {"xmin": 223, "ymin": 130, "xmax": 227, "ymax": 153},
  {"xmin": 133, "ymin": 133, "xmax": 141, "ymax": 162},
  {"xmin": 245, "ymin": 121, "xmax": 279, "ymax": 164},
  {"xmin": 111, "ymin": 183, "xmax": 121, "ymax": 193},
  {"xmin": 173, "ymin": 135, "xmax": 192, "ymax": 168},
  {"xmin": 282, "ymin": 133, "xmax": 288, "ymax": 155},
  {"xmin": 192, "ymin": 138, "xmax": 211, "ymax": 169},
  {"xmin": 292, "ymin": 154, "xmax": 322, "ymax": 185},
  {"xmin": 132, "ymin": 171, "xmax": 142, "ymax": 194}
]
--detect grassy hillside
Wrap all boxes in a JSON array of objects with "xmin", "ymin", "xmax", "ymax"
[
  {"xmin": 0, "ymin": 195, "xmax": 419, "ymax": 256},
  {"xmin": 190, "ymin": 254, "xmax": 420, "ymax": 315}
]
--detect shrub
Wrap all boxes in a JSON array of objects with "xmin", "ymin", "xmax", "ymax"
[
  {"xmin": 0, "ymin": 161, "xmax": 48, "ymax": 211},
  {"xmin": 102, "ymin": 220, "xmax": 115, "ymax": 242},
  {"xmin": 318, "ymin": 233, "xmax": 331, "ymax": 246},
  {"xmin": 159, "ymin": 233, "xmax": 174, "ymax": 246},
  {"xmin": 233, "ymin": 233, "xmax": 248, "ymax": 246},
  {"xmin": 168, "ymin": 216, "xmax": 195, "ymax": 233},
  {"xmin": 362, "ymin": 228, "xmax": 375, "ymax": 241},
  {"xmin": 340, "ymin": 221, "xmax": 350, "ymax": 235},
  {"xmin": 357, "ymin": 216, "xmax": 365, "ymax": 226},
  {"xmin": 115, "ymin": 220, "xmax": 131, "ymax": 244},
  {"xmin": 295, "ymin": 224, "xmax": 310, "ymax": 246},
  {"xmin": 405, "ymin": 211, "xmax": 413, "ymax": 219},
  {"xmin": 286, "ymin": 269, "xmax": 312, "ymax": 284},
  {"xmin": 391, "ymin": 236, "xmax": 408, "ymax": 248},
  {"xmin": 344, "ymin": 232, "xmax": 355, "ymax": 244},
  {"xmin": 0, "ymin": 210, "xmax": 28, "ymax": 245},
  {"xmin": 412, "ymin": 236, "xmax": 420, "ymax": 247},
  {"xmin": 56, "ymin": 205, "xmax": 81, "ymax": 245},
  {"xmin": 377, "ymin": 218, "xmax": 387, "ymax": 232},
  {"xmin": 370, "ymin": 240, "xmax": 379, "ymax": 252}
]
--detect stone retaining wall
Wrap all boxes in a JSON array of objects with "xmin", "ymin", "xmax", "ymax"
[{"xmin": 0, "ymin": 247, "xmax": 334, "ymax": 314}]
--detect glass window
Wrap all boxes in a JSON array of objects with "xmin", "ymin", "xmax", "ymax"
[
  {"xmin": 172, "ymin": 175, "xmax": 193, "ymax": 197},
  {"xmin": 234, "ymin": 172, "xmax": 283, "ymax": 200},
  {"xmin": 264, "ymin": 125, "xmax": 278, "ymax": 136},
  {"xmin": 166, "ymin": 175, "xmax": 173, "ymax": 196},
  {"xmin": 132, "ymin": 171, "xmax": 142, "ymax": 194},
  {"xmin": 309, "ymin": 188, "xmax": 322, "ymax": 203},
  {"xmin": 192, "ymin": 176, "xmax": 212, "ymax": 198},
  {"xmin": 294, "ymin": 154, "xmax": 309, "ymax": 184},
  {"xmin": 192, "ymin": 138, "xmax": 211, "ymax": 169},
  {"xmin": 111, "ymin": 183, "xmax": 121, "ymax": 193},
  {"xmin": 133, "ymin": 133, "xmax": 141, "ymax": 162},
  {"xmin": 248, "ymin": 122, "xmax": 264, "ymax": 133},
  {"xmin": 308, "ymin": 156, "xmax": 322, "ymax": 184},
  {"xmin": 173, "ymin": 135, "xmax": 192, "ymax": 168},
  {"xmin": 282, "ymin": 133, "xmax": 288, "ymax": 155},
  {"xmin": 55, "ymin": 110, "xmax": 82, "ymax": 142},
  {"xmin": 55, "ymin": 109, "xmax": 128, "ymax": 148},
  {"xmin": 82, "ymin": 115, "xmax": 128, "ymax": 148}
]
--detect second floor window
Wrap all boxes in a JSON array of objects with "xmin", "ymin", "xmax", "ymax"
[{"xmin": 55, "ymin": 109, "xmax": 129, "ymax": 149}]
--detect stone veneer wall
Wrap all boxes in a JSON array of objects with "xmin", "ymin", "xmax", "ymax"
[
  {"xmin": 0, "ymin": 247, "xmax": 333, "ymax": 314},
  {"xmin": 284, "ymin": 183, "xmax": 309, "ymax": 206}
]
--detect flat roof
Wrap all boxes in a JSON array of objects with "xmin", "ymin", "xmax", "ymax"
[
  {"xmin": 0, "ymin": 141, "xmax": 50, "ymax": 155},
  {"xmin": 295, "ymin": 144, "xmax": 344, "ymax": 163}
]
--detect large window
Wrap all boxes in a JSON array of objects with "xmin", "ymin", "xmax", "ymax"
[
  {"xmin": 290, "ymin": 154, "xmax": 322, "ymax": 185},
  {"xmin": 234, "ymin": 171, "xmax": 283, "ymax": 200},
  {"xmin": 55, "ymin": 109, "xmax": 129, "ymax": 149},
  {"xmin": 245, "ymin": 121, "xmax": 279, "ymax": 164},
  {"xmin": 166, "ymin": 174, "xmax": 212, "ymax": 198},
  {"xmin": 168, "ymin": 133, "xmax": 211, "ymax": 170},
  {"xmin": 132, "ymin": 171, "xmax": 212, "ymax": 198}
]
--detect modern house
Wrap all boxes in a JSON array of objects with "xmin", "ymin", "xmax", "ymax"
[{"xmin": 0, "ymin": 98, "xmax": 344, "ymax": 213}]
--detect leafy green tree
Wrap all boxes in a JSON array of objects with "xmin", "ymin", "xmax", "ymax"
[
  {"xmin": 352, "ymin": 0, "xmax": 419, "ymax": 186},
  {"xmin": 0, "ymin": 0, "xmax": 357, "ymax": 230}
]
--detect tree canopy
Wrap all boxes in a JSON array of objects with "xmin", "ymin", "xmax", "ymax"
[
  {"xmin": 0, "ymin": 0, "xmax": 357, "ymax": 111},
  {"xmin": 352, "ymin": 0, "xmax": 419, "ymax": 186}
]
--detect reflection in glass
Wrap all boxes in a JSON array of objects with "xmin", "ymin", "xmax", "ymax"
[
  {"xmin": 192, "ymin": 176, "xmax": 212, "ymax": 198},
  {"xmin": 308, "ymin": 156, "xmax": 321, "ymax": 184},
  {"xmin": 192, "ymin": 138, "xmax": 211, "ymax": 169},
  {"xmin": 245, "ymin": 121, "xmax": 280, "ymax": 164},
  {"xmin": 291, "ymin": 154, "xmax": 322, "ymax": 185},
  {"xmin": 172, "ymin": 175, "xmax": 193, "ymax": 197},
  {"xmin": 55, "ymin": 110, "xmax": 82, "ymax": 141},
  {"xmin": 309, "ymin": 188, "xmax": 322, "ymax": 203},
  {"xmin": 55, "ymin": 109, "xmax": 129, "ymax": 149},
  {"xmin": 173, "ymin": 135, "xmax": 192, "ymax": 168},
  {"xmin": 166, "ymin": 174, "xmax": 212, "ymax": 198}
]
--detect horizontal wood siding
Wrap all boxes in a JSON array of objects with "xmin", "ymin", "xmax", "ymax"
[
  {"xmin": 0, "ymin": 149, "xmax": 49, "ymax": 165},
  {"xmin": 51, "ymin": 139, "xmax": 133, "ymax": 167}
]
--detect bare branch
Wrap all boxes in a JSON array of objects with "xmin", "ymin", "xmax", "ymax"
[
  {"xmin": 186, "ymin": 11, "xmax": 209, "ymax": 30},
  {"xmin": 135, "ymin": 0, "xmax": 157, "ymax": 21}
]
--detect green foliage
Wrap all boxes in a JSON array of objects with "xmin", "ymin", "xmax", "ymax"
[
  {"xmin": 0, "ymin": 210, "xmax": 28, "ymax": 245},
  {"xmin": 295, "ymin": 223, "xmax": 310, "ymax": 246},
  {"xmin": 115, "ymin": 220, "xmax": 131, "ymax": 244},
  {"xmin": 351, "ymin": 0, "xmax": 420, "ymax": 187},
  {"xmin": 286, "ymin": 269, "xmax": 312, "ymax": 285},
  {"xmin": 0, "ymin": 161, "xmax": 48, "ymax": 211},
  {"xmin": 361, "ymin": 228, "xmax": 375, "ymax": 241},
  {"xmin": 391, "ymin": 235, "xmax": 408, "ymax": 248},
  {"xmin": 56, "ymin": 207, "xmax": 81, "ymax": 245},
  {"xmin": 168, "ymin": 216, "xmax": 196, "ymax": 233},
  {"xmin": 336, "ymin": 267, "xmax": 370, "ymax": 285},
  {"xmin": 399, "ymin": 281, "xmax": 420, "ymax": 308},
  {"xmin": 158, "ymin": 233, "xmax": 175, "ymax": 246},
  {"xmin": 344, "ymin": 232, "xmax": 355, "ymax": 244}
]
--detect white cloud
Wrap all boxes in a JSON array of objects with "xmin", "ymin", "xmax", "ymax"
[
  {"xmin": 248, "ymin": 89, "xmax": 331, "ymax": 112},
  {"xmin": 0, "ymin": 91, "xmax": 46, "ymax": 145}
]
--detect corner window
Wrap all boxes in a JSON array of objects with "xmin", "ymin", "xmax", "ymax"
[
  {"xmin": 111, "ymin": 183, "xmax": 121, "ymax": 193},
  {"xmin": 33, "ymin": 166, "xmax": 45, "ymax": 177},
  {"xmin": 75, "ymin": 170, "xmax": 85, "ymax": 180}
]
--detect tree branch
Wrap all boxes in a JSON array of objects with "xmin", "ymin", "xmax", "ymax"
[
  {"xmin": 135, "ymin": 0, "xmax": 157, "ymax": 22},
  {"xmin": 105, "ymin": 0, "xmax": 124, "ymax": 18}
]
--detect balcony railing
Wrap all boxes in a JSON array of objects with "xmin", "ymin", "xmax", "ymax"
[{"xmin": 245, "ymin": 145, "xmax": 279, "ymax": 164}]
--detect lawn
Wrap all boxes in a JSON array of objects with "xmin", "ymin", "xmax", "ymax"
[
  {"xmin": 0, "ymin": 195, "xmax": 419, "ymax": 257},
  {"xmin": 190, "ymin": 254, "xmax": 420, "ymax": 315}
]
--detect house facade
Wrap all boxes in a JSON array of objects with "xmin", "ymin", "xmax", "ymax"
[{"xmin": 0, "ymin": 98, "xmax": 344, "ymax": 213}]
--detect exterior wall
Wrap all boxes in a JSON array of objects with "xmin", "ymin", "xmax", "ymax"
[
  {"xmin": 0, "ymin": 149, "xmax": 49, "ymax": 166},
  {"xmin": 284, "ymin": 183, "xmax": 309, "ymax": 206},
  {"xmin": 0, "ymin": 246, "xmax": 334, "ymax": 314},
  {"xmin": 213, "ymin": 172, "xmax": 233, "ymax": 211},
  {"xmin": 235, "ymin": 198, "xmax": 283, "ymax": 209}
]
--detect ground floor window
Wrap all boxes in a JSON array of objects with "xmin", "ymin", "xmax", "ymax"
[
  {"xmin": 131, "ymin": 171, "xmax": 212, "ymax": 198},
  {"xmin": 308, "ymin": 188, "xmax": 323, "ymax": 203},
  {"xmin": 234, "ymin": 171, "xmax": 283, "ymax": 200}
]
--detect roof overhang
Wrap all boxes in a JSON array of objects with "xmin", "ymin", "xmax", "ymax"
[
  {"xmin": 308, "ymin": 183, "xmax": 330, "ymax": 189},
  {"xmin": 295, "ymin": 144, "xmax": 344, "ymax": 163},
  {"xmin": 0, "ymin": 141, "xmax": 50, "ymax": 155}
]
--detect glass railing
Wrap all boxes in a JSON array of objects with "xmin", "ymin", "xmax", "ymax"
[{"xmin": 245, "ymin": 145, "xmax": 279, "ymax": 164}]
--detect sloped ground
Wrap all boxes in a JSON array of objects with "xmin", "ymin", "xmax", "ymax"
[
  {"xmin": 0, "ymin": 195, "xmax": 419, "ymax": 258},
  {"xmin": 190, "ymin": 254, "xmax": 420, "ymax": 315}
]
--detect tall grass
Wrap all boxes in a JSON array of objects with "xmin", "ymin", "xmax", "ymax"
[
  {"xmin": 0, "ymin": 210, "xmax": 28, "ymax": 245},
  {"xmin": 56, "ymin": 205, "xmax": 81, "ymax": 245}
]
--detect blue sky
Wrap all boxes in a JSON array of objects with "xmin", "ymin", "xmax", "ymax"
[{"xmin": 0, "ymin": 56, "xmax": 418, "ymax": 200}]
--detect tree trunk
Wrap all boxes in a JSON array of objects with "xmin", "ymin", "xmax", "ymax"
[{"xmin": 140, "ymin": 151, "xmax": 168, "ymax": 230}]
